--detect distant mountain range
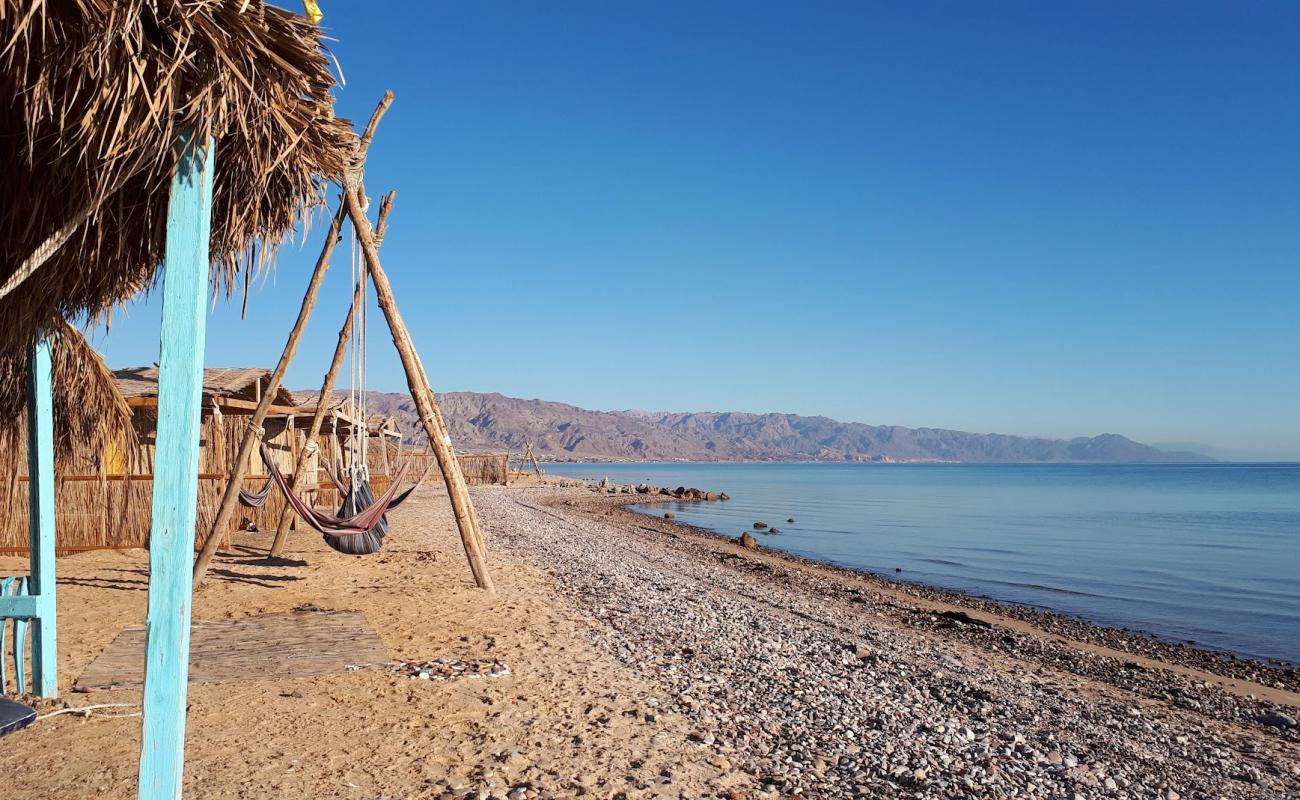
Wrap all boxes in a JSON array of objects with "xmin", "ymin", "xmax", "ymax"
[{"xmin": 313, "ymin": 390, "xmax": 1211, "ymax": 464}]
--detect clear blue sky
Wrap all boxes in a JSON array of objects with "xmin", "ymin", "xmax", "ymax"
[{"xmin": 92, "ymin": 1, "xmax": 1300, "ymax": 459}]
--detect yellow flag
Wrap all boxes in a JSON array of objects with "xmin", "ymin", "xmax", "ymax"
[{"xmin": 303, "ymin": 0, "xmax": 324, "ymax": 24}]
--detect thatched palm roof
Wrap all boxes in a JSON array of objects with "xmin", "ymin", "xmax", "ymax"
[
  {"xmin": 114, "ymin": 366, "xmax": 297, "ymax": 408},
  {"xmin": 0, "ymin": 0, "xmax": 355, "ymax": 355},
  {"xmin": 0, "ymin": 320, "xmax": 136, "ymax": 472}
]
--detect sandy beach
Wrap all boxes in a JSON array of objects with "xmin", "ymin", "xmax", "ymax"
[{"xmin": 2, "ymin": 478, "xmax": 1297, "ymax": 799}]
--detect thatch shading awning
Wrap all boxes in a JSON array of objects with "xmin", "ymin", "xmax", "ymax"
[
  {"xmin": 0, "ymin": 320, "xmax": 136, "ymax": 470},
  {"xmin": 0, "ymin": 0, "xmax": 355, "ymax": 355}
]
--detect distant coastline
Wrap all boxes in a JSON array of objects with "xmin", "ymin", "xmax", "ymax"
[{"xmin": 303, "ymin": 389, "xmax": 1216, "ymax": 464}]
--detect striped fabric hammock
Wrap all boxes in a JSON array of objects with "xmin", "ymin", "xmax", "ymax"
[
  {"xmin": 259, "ymin": 444, "xmax": 430, "ymax": 555},
  {"xmin": 237, "ymin": 478, "xmax": 273, "ymax": 508}
]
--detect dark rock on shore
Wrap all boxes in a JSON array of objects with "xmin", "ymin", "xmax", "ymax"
[
  {"xmin": 937, "ymin": 610, "xmax": 993, "ymax": 629},
  {"xmin": 753, "ymin": 522, "xmax": 768, "ymax": 530},
  {"xmin": 1258, "ymin": 711, "xmax": 1297, "ymax": 729}
]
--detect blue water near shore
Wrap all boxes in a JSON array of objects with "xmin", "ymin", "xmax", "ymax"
[{"xmin": 543, "ymin": 462, "xmax": 1300, "ymax": 664}]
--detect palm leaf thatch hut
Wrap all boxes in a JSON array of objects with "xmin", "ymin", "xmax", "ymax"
[
  {"xmin": 0, "ymin": 364, "xmax": 396, "ymax": 556},
  {"xmin": 0, "ymin": 0, "xmax": 354, "ymax": 787}
]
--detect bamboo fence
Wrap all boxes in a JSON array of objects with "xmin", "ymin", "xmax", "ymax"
[
  {"xmin": 456, "ymin": 454, "xmax": 509, "ymax": 486},
  {"xmin": 0, "ymin": 410, "xmax": 397, "ymax": 555}
]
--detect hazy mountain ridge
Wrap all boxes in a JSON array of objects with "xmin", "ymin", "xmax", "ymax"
[{"xmin": 311, "ymin": 390, "xmax": 1210, "ymax": 463}]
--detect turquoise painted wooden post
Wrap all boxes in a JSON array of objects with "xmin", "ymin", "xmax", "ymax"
[
  {"xmin": 27, "ymin": 334, "xmax": 57, "ymax": 697},
  {"xmin": 137, "ymin": 130, "xmax": 214, "ymax": 800}
]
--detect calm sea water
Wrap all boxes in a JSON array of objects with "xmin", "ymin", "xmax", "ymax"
[{"xmin": 544, "ymin": 462, "xmax": 1300, "ymax": 664}]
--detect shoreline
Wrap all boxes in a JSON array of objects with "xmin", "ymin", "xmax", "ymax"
[
  {"xmin": 549, "ymin": 467, "xmax": 1300, "ymax": 683},
  {"xmin": 614, "ymin": 496, "xmax": 1300, "ymax": 690},
  {"xmin": 573, "ymin": 485, "xmax": 1300, "ymax": 705},
  {"xmin": 485, "ymin": 481, "xmax": 1300, "ymax": 797}
]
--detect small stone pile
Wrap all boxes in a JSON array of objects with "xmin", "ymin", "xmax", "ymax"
[
  {"xmin": 583, "ymin": 477, "xmax": 727, "ymax": 500},
  {"xmin": 386, "ymin": 658, "xmax": 511, "ymax": 682}
]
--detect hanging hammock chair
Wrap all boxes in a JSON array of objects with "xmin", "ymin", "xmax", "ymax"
[
  {"xmin": 252, "ymin": 213, "xmax": 437, "ymax": 556},
  {"xmin": 259, "ymin": 443, "xmax": 433, "ymax": 555}
]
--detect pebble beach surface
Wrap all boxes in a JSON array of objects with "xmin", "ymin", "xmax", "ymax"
[{"xmin": 478, "ymin": 481, "xmax": 1300, "ymax": 799}]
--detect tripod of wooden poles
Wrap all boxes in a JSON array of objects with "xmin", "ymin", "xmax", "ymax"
[
  {"xmin": 192, "ymin": 92, "xmax": 493, "ymax": 592},
  {"xmin": 510, "ymin": 442, "xmax": 544, "ymax": 479}
]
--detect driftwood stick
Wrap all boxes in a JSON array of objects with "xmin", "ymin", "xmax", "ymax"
[
  {"xmin": 342, "ymin": 174, "xmax": 494, "ymax": 591},
  {"xmin": 193, "ymin": 95, "xmax": 393, "ymax": 583},
  {"xmin": 267, "ymin": 192, "xmax": 394, "ymax": 557}
]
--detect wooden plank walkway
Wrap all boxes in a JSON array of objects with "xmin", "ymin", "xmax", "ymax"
[{"xmin": 74, "ymin": 610, "xmax": 387, "ymax": 691}]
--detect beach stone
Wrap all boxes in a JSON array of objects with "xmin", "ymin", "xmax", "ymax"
[
  {"xmin": 767, "ymin": 527, "xmax": 781, "ymax": 534},
  {"xmin": 739, "ymin": 533, "xmax": 758, "ymax": 548},
  {"xmin": 664, "ymin": 512, "xmax": 675, "ymax": 519},
  {"xmin": 936, "ymin": 610, "xmax": 992, "ymax": 629},
  {"xmin": 753, "ymin": 522, "xmax": 768, "ymax": 530},
  {"xmin": 1257, "ymin": 711, "xmax": 1296, "ymax": 729}
]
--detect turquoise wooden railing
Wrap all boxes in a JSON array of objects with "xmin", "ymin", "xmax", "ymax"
[
  {"xmin": 1, "ymin": 576, "xmax": 31, "ymax": 694},
  {"xmin": 0, "ymin": 333, "xmax": 57, "ymax": 698}
]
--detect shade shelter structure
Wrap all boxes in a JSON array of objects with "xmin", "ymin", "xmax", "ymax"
[
  {"xmin": 0, "ymin": 2, "xmax": 350, "ymax": 797},
  {"xmin": 0, "ymin": 365, "xmax": 394, "ymax": 558}
]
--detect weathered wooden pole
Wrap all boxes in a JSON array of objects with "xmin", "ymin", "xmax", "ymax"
[
  {"xmin": 26, "ymin": 333, "xmax": 56, "ymax": 697},
  {"xmin": 193, "ymin": 95, "xmax": 392, "ymax": 583},
  {"xmin": 190, "ymin": 201, "xmax": 344, "ymax": 580},
  {"xmin": 138, "ymin": 130, "xmax": 214, "ymax": 800},
  {"xmin": 342, "ymin": 175, "xmax": 494, "ymax": 591},
  {"xmin": 267, "ymin": 192, "xmax": 394, "ymax": 557}
]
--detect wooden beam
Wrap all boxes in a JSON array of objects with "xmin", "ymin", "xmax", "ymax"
[
  {"xmin": 269, "ymin": 189, "xmax": 395, "ymax": 557},
  {"xmin": 194, "ymin": 94, "xmax": 393, "ymax": 583},
  {"xmin": 191, "ymin": 196, "xmax": 345, "ymax": 582},
  {"xmin": 126, "ymin": 395, "xmax": 302, "ymax": 417},
  {"xmin": 342, "ymin": 155, "xmax": 494, "ymax": 591},
  {"xmin": 26, "ymin": 333, "xmax": 57, "ymax": 697},
  {"xmin": 137, "ymin": 130, "xmax": 214, "ymax": 800},
  {"xmin": 10, "ymin": 473, "xmax": 296, "ymax": 482}
]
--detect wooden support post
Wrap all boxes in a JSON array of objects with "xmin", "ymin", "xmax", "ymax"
[
  {"xmin": 342, "ymin": 175, "xmax": 494, "ymax": 592},
  {"xmin": 193, "ymin": 95, "xmax": 393, "ymax": 583},
  {"xmin": 26, "ymin": 334, "xmax": 56, "ymax": 697},
  {"xmin": 267, "ymin": 192, "xmax": 395, "ymax": 557},
  {"xmin": 191, "ymin": 201, "xmax": 345, "ymax": 581},
  {"xmin": 137, "ymin": 131, "xmax": 214, "ymax": 800}
]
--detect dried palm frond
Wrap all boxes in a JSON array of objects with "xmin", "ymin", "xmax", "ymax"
[
  {"xmin": 0, "ymin": 0, "xmax": 355, "ymax": 355},
  {"xmin": 0, "ymin": 320, "xmax": 137, "ymax": 465}
]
